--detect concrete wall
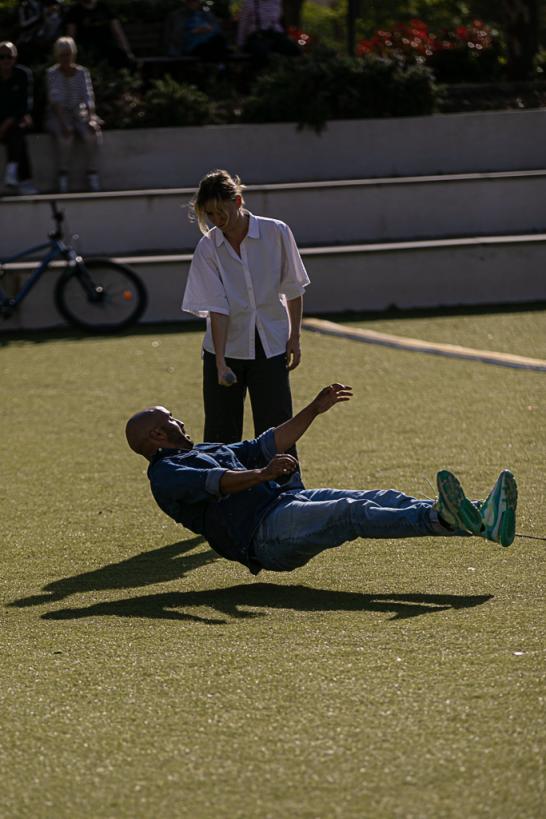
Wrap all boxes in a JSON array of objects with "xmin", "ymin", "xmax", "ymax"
[
  {"xmin": 24, "ymin": 109, "xmax": 546, "ymax": 193},
  {"xmin": 2, "ymin": 109, "xmax": 544, "ymax": 332},
  {"xmin": 2, "ymin": 171, "xmax": 546, "ymax": 258},
  {"xmin": 3, "ymin": 236, "xmax": 545, "ymax": 331}
]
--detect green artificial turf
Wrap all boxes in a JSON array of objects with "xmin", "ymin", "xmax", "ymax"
[
  {"xmin": 343, "ymin": 307, "xmax": 546, "ymax": 360},
  {"xmin": 1, "ymin": 310, "xmax": 545, "ymax": 819}
]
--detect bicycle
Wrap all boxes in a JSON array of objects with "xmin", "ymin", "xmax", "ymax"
[{"xmin": 0, "ymin": 202, "xmax": 147, "ymax": 332}]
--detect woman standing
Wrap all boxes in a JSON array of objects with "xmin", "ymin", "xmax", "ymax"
[
  {"xmin": 46, "ymin": 36, "xmax": 102, "ymax": 192},
  {"xmin": 182, "ymin": 169, "xmax": 310, "ymax": 445}
]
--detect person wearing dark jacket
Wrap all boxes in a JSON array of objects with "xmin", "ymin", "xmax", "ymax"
[
  {"xmin": 125, "ymin": 384, "xmax": 518, "ymax": 575},
  {"xmin": 0, "ymin": 41, "xmax": 38, "ymax": 194}
]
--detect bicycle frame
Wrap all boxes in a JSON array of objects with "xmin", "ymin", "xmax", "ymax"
[
  {"xmin": 1, "ymin": 203, "xmax": 146, "ymax": 331},
  {"xmin": 0, "ymin": 237, "xmax": 76, "ymax": 311}
]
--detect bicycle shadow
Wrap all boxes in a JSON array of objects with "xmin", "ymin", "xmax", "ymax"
[
  {"xmin": 0, "ymin": 320, "xmax": 200, "ymax": 347},
  {"xmin": 39, "ymin": 583, "xmax": 493, "ymax": 624},
  {"xmin": 8, "ymin": 535, "xmax": 214, "ymax": 608}
]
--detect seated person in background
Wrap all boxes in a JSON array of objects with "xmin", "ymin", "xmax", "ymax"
[
  {"xmin": 125, "ymin": 384, "xmax": 518, "ymax": 576},
  {"xmin": 0, "ymin": 41, "xmax": 38, "ymax": 195},
  {"xmin": 17, "ymin": 0, "xmax": 64, "ymax": 62},
  {"xmin": 237, "ymin": 0, "xmax": 300, "ymax": 63},
  {"xmin": 46, "ymin": 36, "xmax": 101, "ymax": 192},
  {"xmin": 165, "ymin": 0, "xmax": 229, "ymax": 61},
  {"xmin": 65, "ymin": 0, "xmax": 135, "ymax": 68}
]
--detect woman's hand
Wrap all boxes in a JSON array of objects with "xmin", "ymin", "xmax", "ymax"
[
  {"xmin": 88, "ymin": 115, "xmax": 102, "ymax": 133},
  {"xmin": 217, "ymin": 363, "xmax": 237, "ymax": 387},
  {"xmin": 286, "ymin": 336, "xmax": 301, "ymax": 371}
]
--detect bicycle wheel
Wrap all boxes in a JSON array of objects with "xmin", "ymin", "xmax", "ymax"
[{"xmin": 55, "ymin": 258, "xmax": 147, "ymax": 332}]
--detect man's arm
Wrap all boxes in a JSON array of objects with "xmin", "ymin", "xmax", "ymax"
[
  {"xmin": 185, "ymin": 384, "xmax": 351, "ymax": 496},
  {"xmin": 153, "ymin": 450, "xmax": 299, "ymax": 500},
  {"xmin": 111, "ymin": 18, "xmax": 135, "ymax": 60},
  {"xmin": 218, "ymin": 453, "xmax": 300, "ymax": 494},
  {"xmin": 274, "ymin": 383, "xmax": 353, "ymax": 454}
]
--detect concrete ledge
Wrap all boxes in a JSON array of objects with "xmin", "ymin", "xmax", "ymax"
[
  {"xmin": 2, "ymin": 233, "xmax": 545, "ymax": 331},
  {"xmin": 1, "ymin": 170, "xmax": 545, "ymax": 257},
  {"xmin": 12, "ymin": 109, "xmax": 546, "ymax": 193}
]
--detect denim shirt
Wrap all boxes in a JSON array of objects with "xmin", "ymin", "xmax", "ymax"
[{"xmin": 147, "ymin": 428, "xmax": 304, "ymax": 573}]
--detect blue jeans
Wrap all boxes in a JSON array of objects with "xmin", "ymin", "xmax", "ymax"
[{"xmin": 252, "ymin": 488, "xmax": 460, "ymax": 572}]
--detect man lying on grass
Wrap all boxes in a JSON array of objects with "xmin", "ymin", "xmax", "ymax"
[{"xmin": 125, "ymin": 384, "xmax": 517, "ymax": 575}]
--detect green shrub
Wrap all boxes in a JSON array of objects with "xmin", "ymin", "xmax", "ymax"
[
  {"xmin": 140, "ymin": 74, "xmax": 216, "ymax": 127},
  {"xmin": 300, "ymin": 0, "xmax": 346, "ymax": 52},
  {"xmin": 534, "ymin": 49, "xmax": 546, "ymax": 76},
  {"xmin": 240, "ymin": 50, "xmax": 438, "ymax": 130},
  {"xmin": 87, "ymin": 61, "xmax": 145, "ymax": 130}
]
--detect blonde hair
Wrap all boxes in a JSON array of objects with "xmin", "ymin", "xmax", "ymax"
[
  {"xmin": 190, "ymin": 169, "xmax": 245, "ymax": 234},
  {"xmin": 54, "ymin": 36, "xmax": 77, "ymax": 61}
]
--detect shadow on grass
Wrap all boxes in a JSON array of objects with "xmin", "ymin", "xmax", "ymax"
[
  {"xmin": 8, "ymin": 536, "xmax": 213, "ymax": 608},
  {"xmin": 2, "ymin": 301, "xmax": 545, "ymax": 347},
  {"xmin": 0, "ymin": 321, "xmax": 201, "ymax": 347},
  {"xmin": 38, "ymin": 583, "xmax": 493, "ymax": 624}
]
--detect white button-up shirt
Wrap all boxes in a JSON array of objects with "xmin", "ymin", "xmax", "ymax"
[{"xmin": 182, "ymin": 213, "xmax": 310, "ymax": 360}]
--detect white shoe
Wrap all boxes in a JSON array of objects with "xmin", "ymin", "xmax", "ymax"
[
  {"xmin": 4, "ymin": 162, "xmax": 18, "ymax": 187},
  {"xmin": 58, "ymin": 173, "xmax": 68, "ymax": 193},
  {"xmin": 87, "ymin": 172, "xmax": 100, "ymax": 192},
  {"xmin": 18, "ymin": 180, "xmax": 39, "ymax": 196}
]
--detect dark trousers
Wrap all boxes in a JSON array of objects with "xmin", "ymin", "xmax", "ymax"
[
  {"xmin": 203, "ymin": 333, "xmax": 295, "ymax": 455},
  {"xmin": 1, "ymin": 122, "xmax": 32, "ymax": 181}
]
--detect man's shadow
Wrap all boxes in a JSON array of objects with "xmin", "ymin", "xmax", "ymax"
[
  {"xmin": 38, "ymin": 583, "xmax": 493, "ymax": 624},
  {"xmin": 8, "ymin": 536, "xmax": 214, "ymax": 608}
]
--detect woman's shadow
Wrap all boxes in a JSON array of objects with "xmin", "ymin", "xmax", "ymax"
[{"xmin": 8, "ymin": 535, "xmax": 215, "ymax": 608}]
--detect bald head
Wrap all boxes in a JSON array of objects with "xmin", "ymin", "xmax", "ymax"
[
  {"xmin": 125, "ymin": 406, "xmax": 194, "ymax": 458},
  {"xmin": 125, "ymin": 407, "xmax": 164, "ymax": 456}
]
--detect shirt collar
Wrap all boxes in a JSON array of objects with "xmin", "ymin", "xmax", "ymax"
[
  {"xmin": 213, "ymin": 211, "xmax": 259, "ymax": 246},
  {"xmin": 247, "ymin": 212, "xmax": 260, "ymax": 239},
  {"xmin": 149, "ymin": 446, "xmax": 192, "ymax": 466}
]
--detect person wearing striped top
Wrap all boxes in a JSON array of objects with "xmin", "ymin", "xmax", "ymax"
[{"xmin": 46, "ymin": 36, "xmax": 102, "ymax": 192}]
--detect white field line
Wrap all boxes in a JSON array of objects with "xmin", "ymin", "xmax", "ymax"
[{"xmin": 302, "ymin": 317, "xmax": 546, "ymax": 373}]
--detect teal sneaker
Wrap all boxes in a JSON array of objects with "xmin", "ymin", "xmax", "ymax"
[
  {"xmin": 435, "ymin": 470, "xmax": 483, "ymax": 534},
  {"xmin": 479, "ymin": 469, "xmax": 518, "ymax": 547}
]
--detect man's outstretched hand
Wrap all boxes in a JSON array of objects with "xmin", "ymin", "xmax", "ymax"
[
  {"xmin": 272, "ymin": 383, "xmax": 353, "ymax": 456},
  {"xmin": 311, "ymin": 383, "xmax": 353, "ymax": 415}
]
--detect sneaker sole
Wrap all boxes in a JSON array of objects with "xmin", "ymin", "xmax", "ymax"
[
  {"xmin": 497, "ymin": 471, "xmax": 518, "ymax": 547},
  {"xmin": 437, "ymin": 470, "xmax": 483, "ymax": 534}
]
